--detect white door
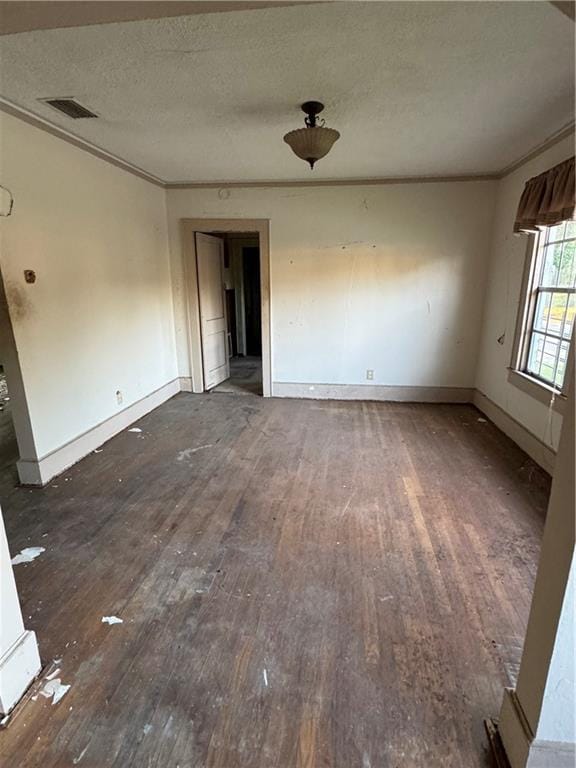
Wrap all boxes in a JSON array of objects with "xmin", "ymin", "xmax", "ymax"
[{"xmin": 196, "ymin": 233, "xmax": 230, "ymax": 390}]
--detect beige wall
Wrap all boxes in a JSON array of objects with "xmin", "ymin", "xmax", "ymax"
[
  {"xmin": 0, "ymin": 112, "xmax": 177, "ymax": 461},
  {"xmin": 4, "ymin": 105, "xmax": 567, "ymax": 477},
  {"xmin": 475, "ymin": 134, "xmax": 575, "ymax": 455},
  {"xmin": 167, "ymin": 182, "xmax": 497, "ymax": 390}
]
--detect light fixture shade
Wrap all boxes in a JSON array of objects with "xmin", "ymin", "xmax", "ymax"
[{"xmin": 283, "ymin": 126, "xmax": 340, "ymax": 169}]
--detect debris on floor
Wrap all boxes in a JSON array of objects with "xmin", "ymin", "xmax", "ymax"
[
  {"xmin": 177, "ymin": 444, "xmax": 213, "ymax": 461},
  {"xmin": 101, "ymin": 616, "xmax": 123, "ymax": 625},
  {"xmin": 11, "ymin": 546, "xmax": 45, "ymax": 565},
  {"xmin": 40, "ymin": 678, "xmax": 71, "ymax": 706},
  {"xmin": 128, "ymin": 428, "xmax": 142, "ymax": 433},
  {"xmin": 45, "ymin": 667, "xmax": 61, "ymax": 681},
  {"xmin": 72, "ymin": 745, "xmax": 89, "ymax": 764}
]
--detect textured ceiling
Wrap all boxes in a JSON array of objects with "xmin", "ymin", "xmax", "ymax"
[
  {"xmin": 0, "ymin": 1, "xmax": 574, "ymax": 182},
  {"xmin": 0, "ymin": 1, "xmax": 314, "ymax": 35}
]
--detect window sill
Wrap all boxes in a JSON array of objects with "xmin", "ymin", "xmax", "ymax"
[{"xmin": 507, "ymin": 369, "xmax": 567, "ymax": 415}]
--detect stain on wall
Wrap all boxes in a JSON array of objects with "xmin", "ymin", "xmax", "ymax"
[{"xmin": 4, "ymin": 279, "xmax": 33, "ymax": 323}]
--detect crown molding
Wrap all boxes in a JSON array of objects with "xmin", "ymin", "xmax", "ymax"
[
  {"xmin": 550, "ymin": 1, "xmax": 576, "ymax": 21},
  {"xmin": 1, "ymin": 96, "xmax": 574, "ymax": 191},
  {"xmin": 497, "ymin": 120, "xmax": 575, "ymax": 179},
  {"xmin": 165, "ymin": 174, "xmax": 498, "ymax": 189},
  {"xmin": 0, "ymin": 97, "xmax": 165, "ymax": 187}
]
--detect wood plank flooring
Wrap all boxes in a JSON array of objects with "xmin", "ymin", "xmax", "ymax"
[{"xmin": 0, "ymin": 394, "xmax": 550, "ymax": 768}]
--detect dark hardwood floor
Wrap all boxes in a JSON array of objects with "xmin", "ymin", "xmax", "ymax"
[
  {"xmin": 212, "ymin": 357, "xmax": 263, "ymax": 396},
  {"xmin": 0, "ymin": 394, "xmax": 550, "ymax": 768}
]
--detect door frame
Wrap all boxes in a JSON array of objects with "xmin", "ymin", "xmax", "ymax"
[
  {"xmin": 181, "ymin": 218, "xmax": 272, "ymax": 397},
  {"xmin": 195, "ymin": 232, "xmax": 230, "ymax": 390}
]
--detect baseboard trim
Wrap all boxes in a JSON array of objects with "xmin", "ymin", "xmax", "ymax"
[
  {"xmin": 528, "ymin": 740, "xmax": 576, "ymax": 768},
  {"xmin": 179, "ymin": 376, "xmax": 193, "ymax": 393},
  {"xmin": 473, "ymin": 390, "xmax": 555, "ymax": 474},
  {"xmin": 271, "ymin": 381, "xmax": 474, "ymax": 403},
  {"xmin": 16, "ymin": 378, "xmax": 181, "ymax": 486},
  {"xmin": 499, "ymin": 688, "xmax": 533, "ymax": 768},
  {"xmin": 0, "ymin": 630, "xmax": 41, "ymax": 716},
  {"xmin": 271, "ymin": 383, "xmax": 557, "ymax": 472},
  {"xmin": 499, "ymin": 688, "xmax": 575, "ymax": 768},
  {"xmin": 12, "ymin": 380, "xmax": 558, "ymax": 484}
]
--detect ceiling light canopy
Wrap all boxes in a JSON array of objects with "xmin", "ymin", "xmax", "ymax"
[{"xmin": 283, "ymin": 101, "xmax": 340, "ymax": 170}]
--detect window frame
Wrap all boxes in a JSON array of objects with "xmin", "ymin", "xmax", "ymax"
[{"xmin": 508, "ymin": 229, "xmax": 574, "ymax": 414}]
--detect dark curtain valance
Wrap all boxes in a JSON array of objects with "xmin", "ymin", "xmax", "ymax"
[{"xmin": 514, "ymin": 155, "xmax": 575, "ymax": 234}]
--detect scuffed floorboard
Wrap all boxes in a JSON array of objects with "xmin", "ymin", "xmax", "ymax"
[{"xmin": 0, "ymin": 394, "xmax": 549, "ymax": 767}]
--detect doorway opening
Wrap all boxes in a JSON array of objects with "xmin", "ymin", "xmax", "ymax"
[
  {"xmin": 182, "ymin": 219, "xmax": 271, "ymax": 398},
  {"xmin": 212, "ymin": 234, "xmax": 262, "ymax": 396}
]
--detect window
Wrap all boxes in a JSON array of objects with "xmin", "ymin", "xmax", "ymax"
[{"xmin": 514, "ymin": 220, "xmax": 575, "ymax": 393}]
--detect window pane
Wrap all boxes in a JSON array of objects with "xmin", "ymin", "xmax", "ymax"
[
  {"xmin": 547, "ymin": 292, "xmax": 569, "ymax": 336},
  {"xmin": 523, "ymin": 224, "xmax": 574, "ymax": 391},
  {"xmin": 558, "ymin": 239, "xmax": 576, "ymax": 287},
  {"xmin": 533, "ymin": 291, "xmax": 552, "ymax": 333},
  {"xmin": 547, "ymin": 222, "xmax": 566, "ymax": 243},
  {"xmin": 563, "ymin": 294, "xmax": 575, "ymax": 340},
  {"xmin": 541, "ymin": 242, "xmax": 564, "ymax": 286},
  {"xmin": 527, "ymin": 332, "xmax": 545, "ymax": 378},
  {"xmin": 555, "ymin": 341, "xmax": 570, "ymax": 388},
  {"xmin": 540, "ymin": 336, "xmax": 560, "ymax": 383},
  {"xmin": 528, "ymin": 333, "xmax": 560, "ymax": 385}
]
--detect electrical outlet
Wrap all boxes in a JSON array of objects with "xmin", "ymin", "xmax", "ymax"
[
  {"xmin": 366, "ymin": 369, "xmax": 374, "ymax": 381},
  {"xmin": 116, "ymin": 390, "xmax": 123, "ymax": 405}
]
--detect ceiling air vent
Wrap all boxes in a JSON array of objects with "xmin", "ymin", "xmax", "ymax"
[{"xmin": 42, "ymin": 98, "xmax": 98, "ymax": 119}]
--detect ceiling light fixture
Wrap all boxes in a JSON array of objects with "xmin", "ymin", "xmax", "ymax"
[{"xmin": 283, "ymin": 101, "xmax": 340, "ymax": 170}]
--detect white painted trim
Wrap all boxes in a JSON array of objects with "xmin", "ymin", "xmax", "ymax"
[
  {"xmin": 17, "ymin": 378, "xmax": 181, "ymax": 486},
  {"xmin": 179, "ymin": 377, "xmax": 193, "ymax": 392},
  {"xmin": 500, "ymin": 688, "xmax": 534, "ymax": 768},
  {"xmin": 473, "ymin": 390, "xmax": 556, "ymax": 474},
  {"xmin": 508, "ymin": 369, "xmax": 567, "ymax": 416},
  {"xmin": 167, "ymin": 174, "xmax": 498, "ymax": 188},
  {"xmin": 497, "ymin": 120, "xmax": 575, "ymax": 178},
  {"xmin": 0, "ymin": 630, "xmax": 41, "ymax": 716},
  {"xmin": 10, "ymin": 379, "xmax": 557, "ymax": 486},
  {"xmin": 180, "ymin": 219, "xmax": 272, "ymax": 398},
  {"xmin": 0, "ymin": 98, "xmax": 164, "ymax": 187},
  {"xmin": 527, "ymin": 740, "xmax": 576, "ymax": 768},
  {"xmin": 3, "ymin": 95, "xmax": 572, "ymax": 189},
  {"xmin": 272, "ymin": 381, "xmax": 474, "ymax": 403},
  {"xmin": 499, "ymin": 688, "xmax": 576, "ymax": 768}
]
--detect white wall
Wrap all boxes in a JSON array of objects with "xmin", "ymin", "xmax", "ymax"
[
  {"xmin": 475, "ymin": 135, "xmax": 574, "ymax": 454},
  {"xmin": 167, "ymin": 182, "xmax": 496, "ymax": 390},
  {"xmin": 0, "ymin": 508, "xmax": 41, "ymax": 714},
  {"xmin": 537, "ymin": 552, "xmax": 575, "ymax": 744},
  {"xmin": 0, "ymin": 112, "xmax": 178, "ymax": 463}
]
